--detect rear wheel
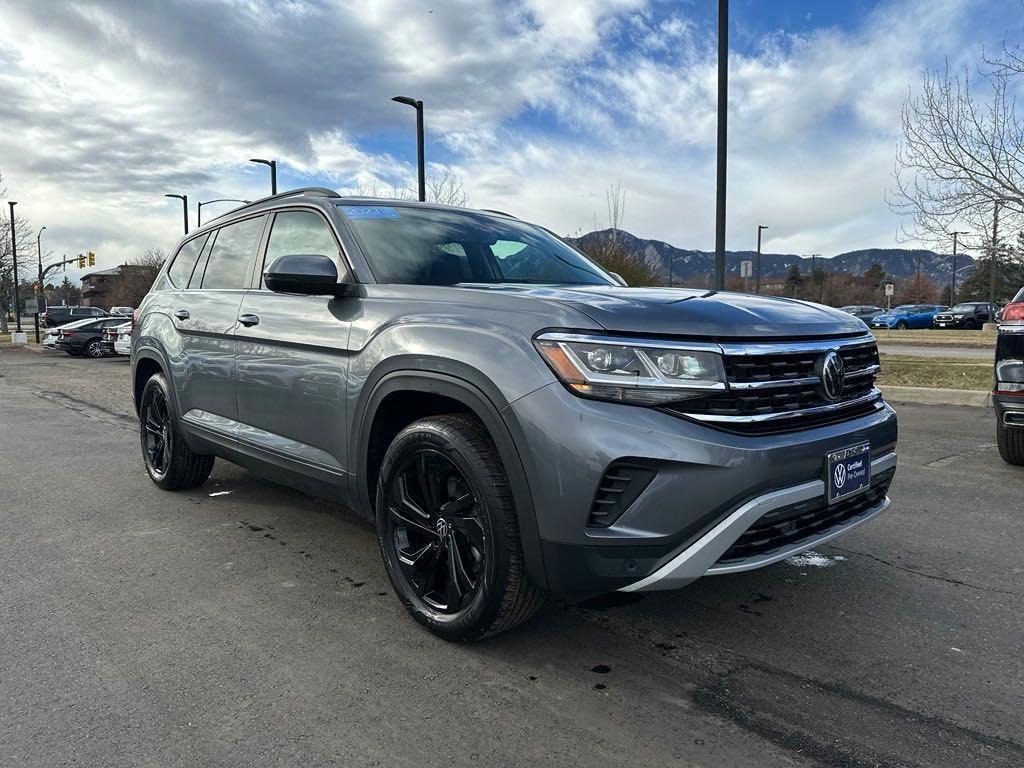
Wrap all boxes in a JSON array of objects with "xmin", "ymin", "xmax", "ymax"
[
  {"xmin": 376, "ymin": 414, "xmax": 545, "ymax": 641},
  {"xmin": 997, "ymin": 421, "xmax": 1024, "ymax": 466},
  {"xmin": 963, "ymin": 319, "xmax": 977, "ymax": 330},
  {"xmin": 139, "ymin": 372, "xmax": 214, "ymax": 489}
]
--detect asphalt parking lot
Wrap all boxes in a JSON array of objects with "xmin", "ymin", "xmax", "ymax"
[{"xmin": 1, "ymin": 347, "xmax": 1022, "ymax": 768}]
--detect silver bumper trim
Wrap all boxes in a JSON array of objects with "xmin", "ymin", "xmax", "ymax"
[{"xmin": 618, "ymin": 451, "xmax": 898, "ymax": 592}]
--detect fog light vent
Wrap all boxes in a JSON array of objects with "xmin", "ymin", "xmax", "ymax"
[{"xmin": 588, "ymin": 462, "xmax": 657, "ymax": 527}]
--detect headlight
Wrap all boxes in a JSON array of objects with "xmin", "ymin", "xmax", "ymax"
[{"xmin": 534, "ymin": 332, "xmax": 726, "ymax": 404}]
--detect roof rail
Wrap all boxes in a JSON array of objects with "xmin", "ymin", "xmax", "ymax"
[
  {"xmin": 479, "ymin": 208, "xmax": 517, "ymax": 218},
  {"xmin": 208, "ymin": 187, "xmax": 341, "ymax": 223}
]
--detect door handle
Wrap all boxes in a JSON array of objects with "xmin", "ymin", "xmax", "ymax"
[
  {"xmin": 238, "ymin": 314, "xmax": 260, "ymax": 327},
  {"xmin": 174, "ymin": 309, "xmax": 190, "ymax": 320}
]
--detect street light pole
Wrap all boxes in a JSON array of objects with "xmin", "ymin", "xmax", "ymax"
[
  {"xmin": 392, "ymin": 96, "xmax": 426, "ymax": 202},
  {"xmin": 713, "ymin": 0, "xmax": 729, "ymax": 291},
  {"xmin": 35, "ymin": 225, "xmax": 46, "ymax": 343},
  {"xmin": 249, "ymin": 158, "xmax": 278, "ymax": 195},
  {"xmin": 197, "ymin": 198, "xmax": 250, "ymax": 227},
  {"xmin": 8, "ymin": 201, "xmax": 20, "ymax": 333},
  {"xmin": 755, "ymin": 224, "xmax": 767, "ymax": 294},
  {"xmin": 949, "ymin": 230, "xmax": 967, "ymax": 304},
  {"xmin": 164, "ymin": 194, "xmax": 189, "ymax": 234}
]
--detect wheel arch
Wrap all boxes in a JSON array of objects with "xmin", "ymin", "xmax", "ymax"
[{"xmin": 355, "ymin": 363, "xmax": 547, "ymax": 589}]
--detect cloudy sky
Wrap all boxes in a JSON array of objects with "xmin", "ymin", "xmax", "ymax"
[{"xmin": 0, "ymin": 0, "xmax": 1018, "ymax": 276}]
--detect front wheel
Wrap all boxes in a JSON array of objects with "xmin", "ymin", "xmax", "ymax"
[
  {"xmin": 376, "ymin": 414, "xmax": 545, "ymax": 641},
  {"xmin": 997, "ymin": 421, "xmax": 1024, "ymax": 466},
  {"xmin": 138, "ymin": 372, "xmax": 214, "ymax": 489},
  {"xmin": 895, "ymin": 321, "xmax": 909, "ymax": 330}
]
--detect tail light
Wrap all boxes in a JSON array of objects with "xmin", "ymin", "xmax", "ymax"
[
  {"xmin": 61, "ymin": 331, "xmax": 75, "ymax": 338},
  {"xmin": 1002, "ymin": 302, "xmax": 1024, "ymax": 323},
  {"xmin": 132, "ymin": 307, "xmax": 141, "ymax": 331}
]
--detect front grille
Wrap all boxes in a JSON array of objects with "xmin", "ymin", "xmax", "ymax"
[
  {"xmin": 588, "ymin": 462, "xmax": 656, "ymax": 527},
  {"xmin": 717, "ymin": 468, "xmax": 895, "ymax": 563},
  {"xmin": 665, "ymin": 337, "xmax": 882, "ymax": 435}
]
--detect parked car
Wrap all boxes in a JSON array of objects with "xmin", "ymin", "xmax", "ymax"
[
  {"xmin": 100, "ymin": 321, "xmax": 133, "ymax": 356},
  {"xmin": 932, "ymin": 302, "xmax": 999, "ymax": 329},
  {"xmin": 995, "ymin": 287, "xmax": 1024, "ymax": 465},
  {"xmin": 42, "ymin": 317, "xmax": 97, "ymax": 348},
  {"xmin": 110, "ymin": 306, "xmax": 135, "ymax": 317},
  {"xmin": 132, "ymin": 188, "xmax": 898, "ymax": 641},
  {"xmin": 870, "ymin": 304, "xmax": 947, "ymax": 330},
  {"xmin": 839, "ymin": 305, "xmax": 883, "ymax": 324},
  {"xmin": 56, "ymin": 317, "xmax": 131, "ymax": 357},
  {"xmin": 41, "ymin": 305, "xmax": 108, "ymax": 327}
]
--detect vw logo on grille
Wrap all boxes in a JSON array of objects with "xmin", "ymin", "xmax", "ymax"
[
  {"xmin": 817, "ymin": 350, "xmax": 846, "ymax": 402},
  {"xmin": 834, "ymin": 463, "xmax": 847, "ymax": 488}
]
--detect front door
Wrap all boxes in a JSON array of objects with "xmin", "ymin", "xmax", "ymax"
[{"xmin": 234, "ymin": 208, "xmax": 355, "ymax": 489}]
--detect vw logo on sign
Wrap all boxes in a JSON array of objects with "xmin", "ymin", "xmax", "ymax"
[
  {"xmin": 817, "ymin": 350, "xmax": 846, "ymax": 402},
  {"xmin": 833, "ymin": 462, "xmax": 847, "ymax": 488}
]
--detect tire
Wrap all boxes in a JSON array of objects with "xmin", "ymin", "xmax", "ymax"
[
  {"xmin": 376, "ymin": 414, "xmax": 546, "ymax": 641},
  {"xmin": 85, "ymin": 339, "xmax": 105, "ymax": 358},
  {"xmin": 997, "ymin": 421, "xmax": 1024, "ymax": 466},
  {"xmin": 895, "ymin": 321, "xmax": 909, "ymax": 330},
  {"xmin": 138, "ymin": 372, "xmax": 215, "ymax": 490}
]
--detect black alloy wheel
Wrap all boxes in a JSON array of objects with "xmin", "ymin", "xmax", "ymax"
[
  {"xmin": 384, "ymin": 449, "xmax": 486, "ymax": 615},
  {"xmin": 141, "ymin": 383, "xmax": 172, "ymax": 479},
  {"xmin": 86, "ymin": 339, "xmax": 105, "ymax": 358}
]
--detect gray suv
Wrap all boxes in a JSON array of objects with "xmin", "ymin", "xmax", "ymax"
[{"xmin": 132, "ymin": 188, "xmax": 898, "ymax": 641}]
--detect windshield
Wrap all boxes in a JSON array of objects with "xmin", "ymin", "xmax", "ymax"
[
  {"xmin": 950, "ymin": 303, "xmax": 979, "ymax": 312},
  {"xmin": 338, "ymin": 204, "xmax": 613, "ymax": 286},
  {"xmin": 891, "ymin": 305, "xmax": 915, "ymax": 313}
]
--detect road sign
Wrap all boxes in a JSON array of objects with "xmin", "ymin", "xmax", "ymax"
[
  {"xmin": 740, "ymin": 260, "xmax": 753, "ymax": 278},
  {"xmin": 884, "ymin": 283, "xmax": 894, "ymax": 296},
  {"xmin": 24, "ymin": 299, "xmax": 38, "ymax": 314}
]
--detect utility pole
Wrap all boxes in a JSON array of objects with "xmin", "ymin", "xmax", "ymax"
[
  {"xmin": 8, "ymin": 201, "xmax": 21, "ymax": 333},
  {"xmin": 713, "ymin": 0, "xmax": 729, "ymax": 291},
  {"xmin": 34, "ymin": 225, "xmax": 45, "ymax": 344},
  {"xmin": 755, "ymin": 224, "xmax": 767, "ymax": 294},
  {"xmin": 950, "ymin": 230, "xmax": 967, "ymax": 304}
]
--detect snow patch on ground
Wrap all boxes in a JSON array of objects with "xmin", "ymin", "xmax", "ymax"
[
  {"xmin": 208, "ymin": 491, "xmax": 233, "ymax": 497},
  {"xmin": 786, "ymin": 551, "xmax": 847, "ymax": 568}
]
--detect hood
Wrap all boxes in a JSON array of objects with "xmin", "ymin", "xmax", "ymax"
[{"xmin": 461, "ymin": 284, "xmax": 868, "ymax": 338}]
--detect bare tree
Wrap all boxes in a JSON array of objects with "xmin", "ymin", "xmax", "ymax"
[
  {"xmin": 889, "ymin": 61, "xmax": 1024, "ymax": 252},
  {"xmin": 575, "ymin": 183, "xmax": 660, "ymax": 286},
  {"xmin": 343, "ymin": 169, "xmax": 469, "ymax": 207},
  {"xmin": 106, "ymin": 249, "xmax": 167, "ymax": 309},
  {"xmin": 0, "ymin": 172, "xmax": 37, "ymax": 333}
]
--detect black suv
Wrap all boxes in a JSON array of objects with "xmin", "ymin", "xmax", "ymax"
[
  {"xmin": 932, "ymin": 302, "xmax": 998, "ymax": 330},
  {"xmin": 995, "ymin": 288, "xmax": 1024, "ymax": 464},
  {"xmin": 132, "ymin": 188, "xmax": 897, "ymax": 641},
  {"xmin": 43, "ymin": 305, "xmax": 108, "ymax": 327}
]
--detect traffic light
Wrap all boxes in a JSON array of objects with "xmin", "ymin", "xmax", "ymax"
[
  {"xmin": 87, "ymin": 251, "xmax": 95, "ymax": 266},
  {"xmin": 77, "ymin": 254, "xmax": 85, "ymax": 268}
]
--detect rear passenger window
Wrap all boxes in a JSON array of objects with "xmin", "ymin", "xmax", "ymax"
[
  {"xmin": 167, "ymin": 235, "xmax": 209, "ymax": 288},
  {"xmin": 262, "ymin": 211, "xmax": 339, "ymax": 286},
  {"xmin": 201, "ymin": 216, "xmax": 265, "ymax": 289}
]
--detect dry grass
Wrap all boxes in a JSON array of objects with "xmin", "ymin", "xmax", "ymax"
[
  {"xmin": 871, "ymin": 329, "xmax": 996, "ymax": 348},
  {"xmin": 877, "ymin": 354, "xmax": 993, "ymax": 391}
]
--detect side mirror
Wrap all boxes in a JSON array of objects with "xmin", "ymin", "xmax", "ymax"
[
  {"xmin": 609, "ymin": 272, "xmax": 628, "ymax": 287},
  {"xmin": 264, "ymin": 254, "xmax": 345, "ymax": 296}
]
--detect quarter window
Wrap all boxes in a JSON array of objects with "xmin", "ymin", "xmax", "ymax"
[
  {"xmin": 201, "ymin": 216, "xmax": 265, "ymax": 290},
  {"xmin": 262, "ymin": 211, "xmax": 339, "ymax": 285},
  {"xmin": 167, "ymin": 234, "xmax": 209, "ymax": 288}
]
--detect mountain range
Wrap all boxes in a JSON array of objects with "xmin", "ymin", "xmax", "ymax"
[{"xmin": 569, "ymin": 229, "xmax": 976, "ymax": 286}]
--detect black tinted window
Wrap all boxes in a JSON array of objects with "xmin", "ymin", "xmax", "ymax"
[
  {"xmin": 167, "ymin": 234, "xmax": 209, "ymax": 288},
  {"xmin": 201, "ymin": 216, "xmax": 265, "ymax": 289},
  {"xmin": 262, "ymin": 211, "xmax": 339, "ymax": 286},
  {"xmin": 339, "ymin": 205, "xmax": 611, "ymax": 286},
  {"xmin": 1013, "ymin": 288, "xmax": 1024, "ymax": 302}
]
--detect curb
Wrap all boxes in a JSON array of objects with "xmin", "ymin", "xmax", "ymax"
[{"xmin": 880, "ymin": 385, "xmax": 992, "ymax": 408}]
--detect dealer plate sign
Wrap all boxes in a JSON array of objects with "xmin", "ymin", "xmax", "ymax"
[{"xmin": 827, "ymin": 443, "xmax": 871, "ymax": 504}]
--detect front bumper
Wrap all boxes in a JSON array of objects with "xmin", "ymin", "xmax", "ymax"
[{"xmin": 507, "ymin": 382, "xmax": 898, "ymax": 600}]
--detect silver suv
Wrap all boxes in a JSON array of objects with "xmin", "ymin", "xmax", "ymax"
[{"xmin": 132, "ymin": 187, "xmax": 898, "ymax": 640}]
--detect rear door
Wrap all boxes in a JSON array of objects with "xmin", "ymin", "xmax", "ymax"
[
  {"xmin": 172, "ymin": 215, "xmax": 267, "ymax": 439},
  {"xmin": 235, "ymin": 207, "xmax": 355, "ymax": 486}
]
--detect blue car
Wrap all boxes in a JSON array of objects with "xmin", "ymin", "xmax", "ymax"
[{"xmin": 869, "ymin": 304, "xmax": 948, "ymax": 330}]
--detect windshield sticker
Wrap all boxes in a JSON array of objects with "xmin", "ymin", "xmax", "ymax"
[{"xmin": 341, "ymin": 206, "xmax": 400, "ymax": 219}]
